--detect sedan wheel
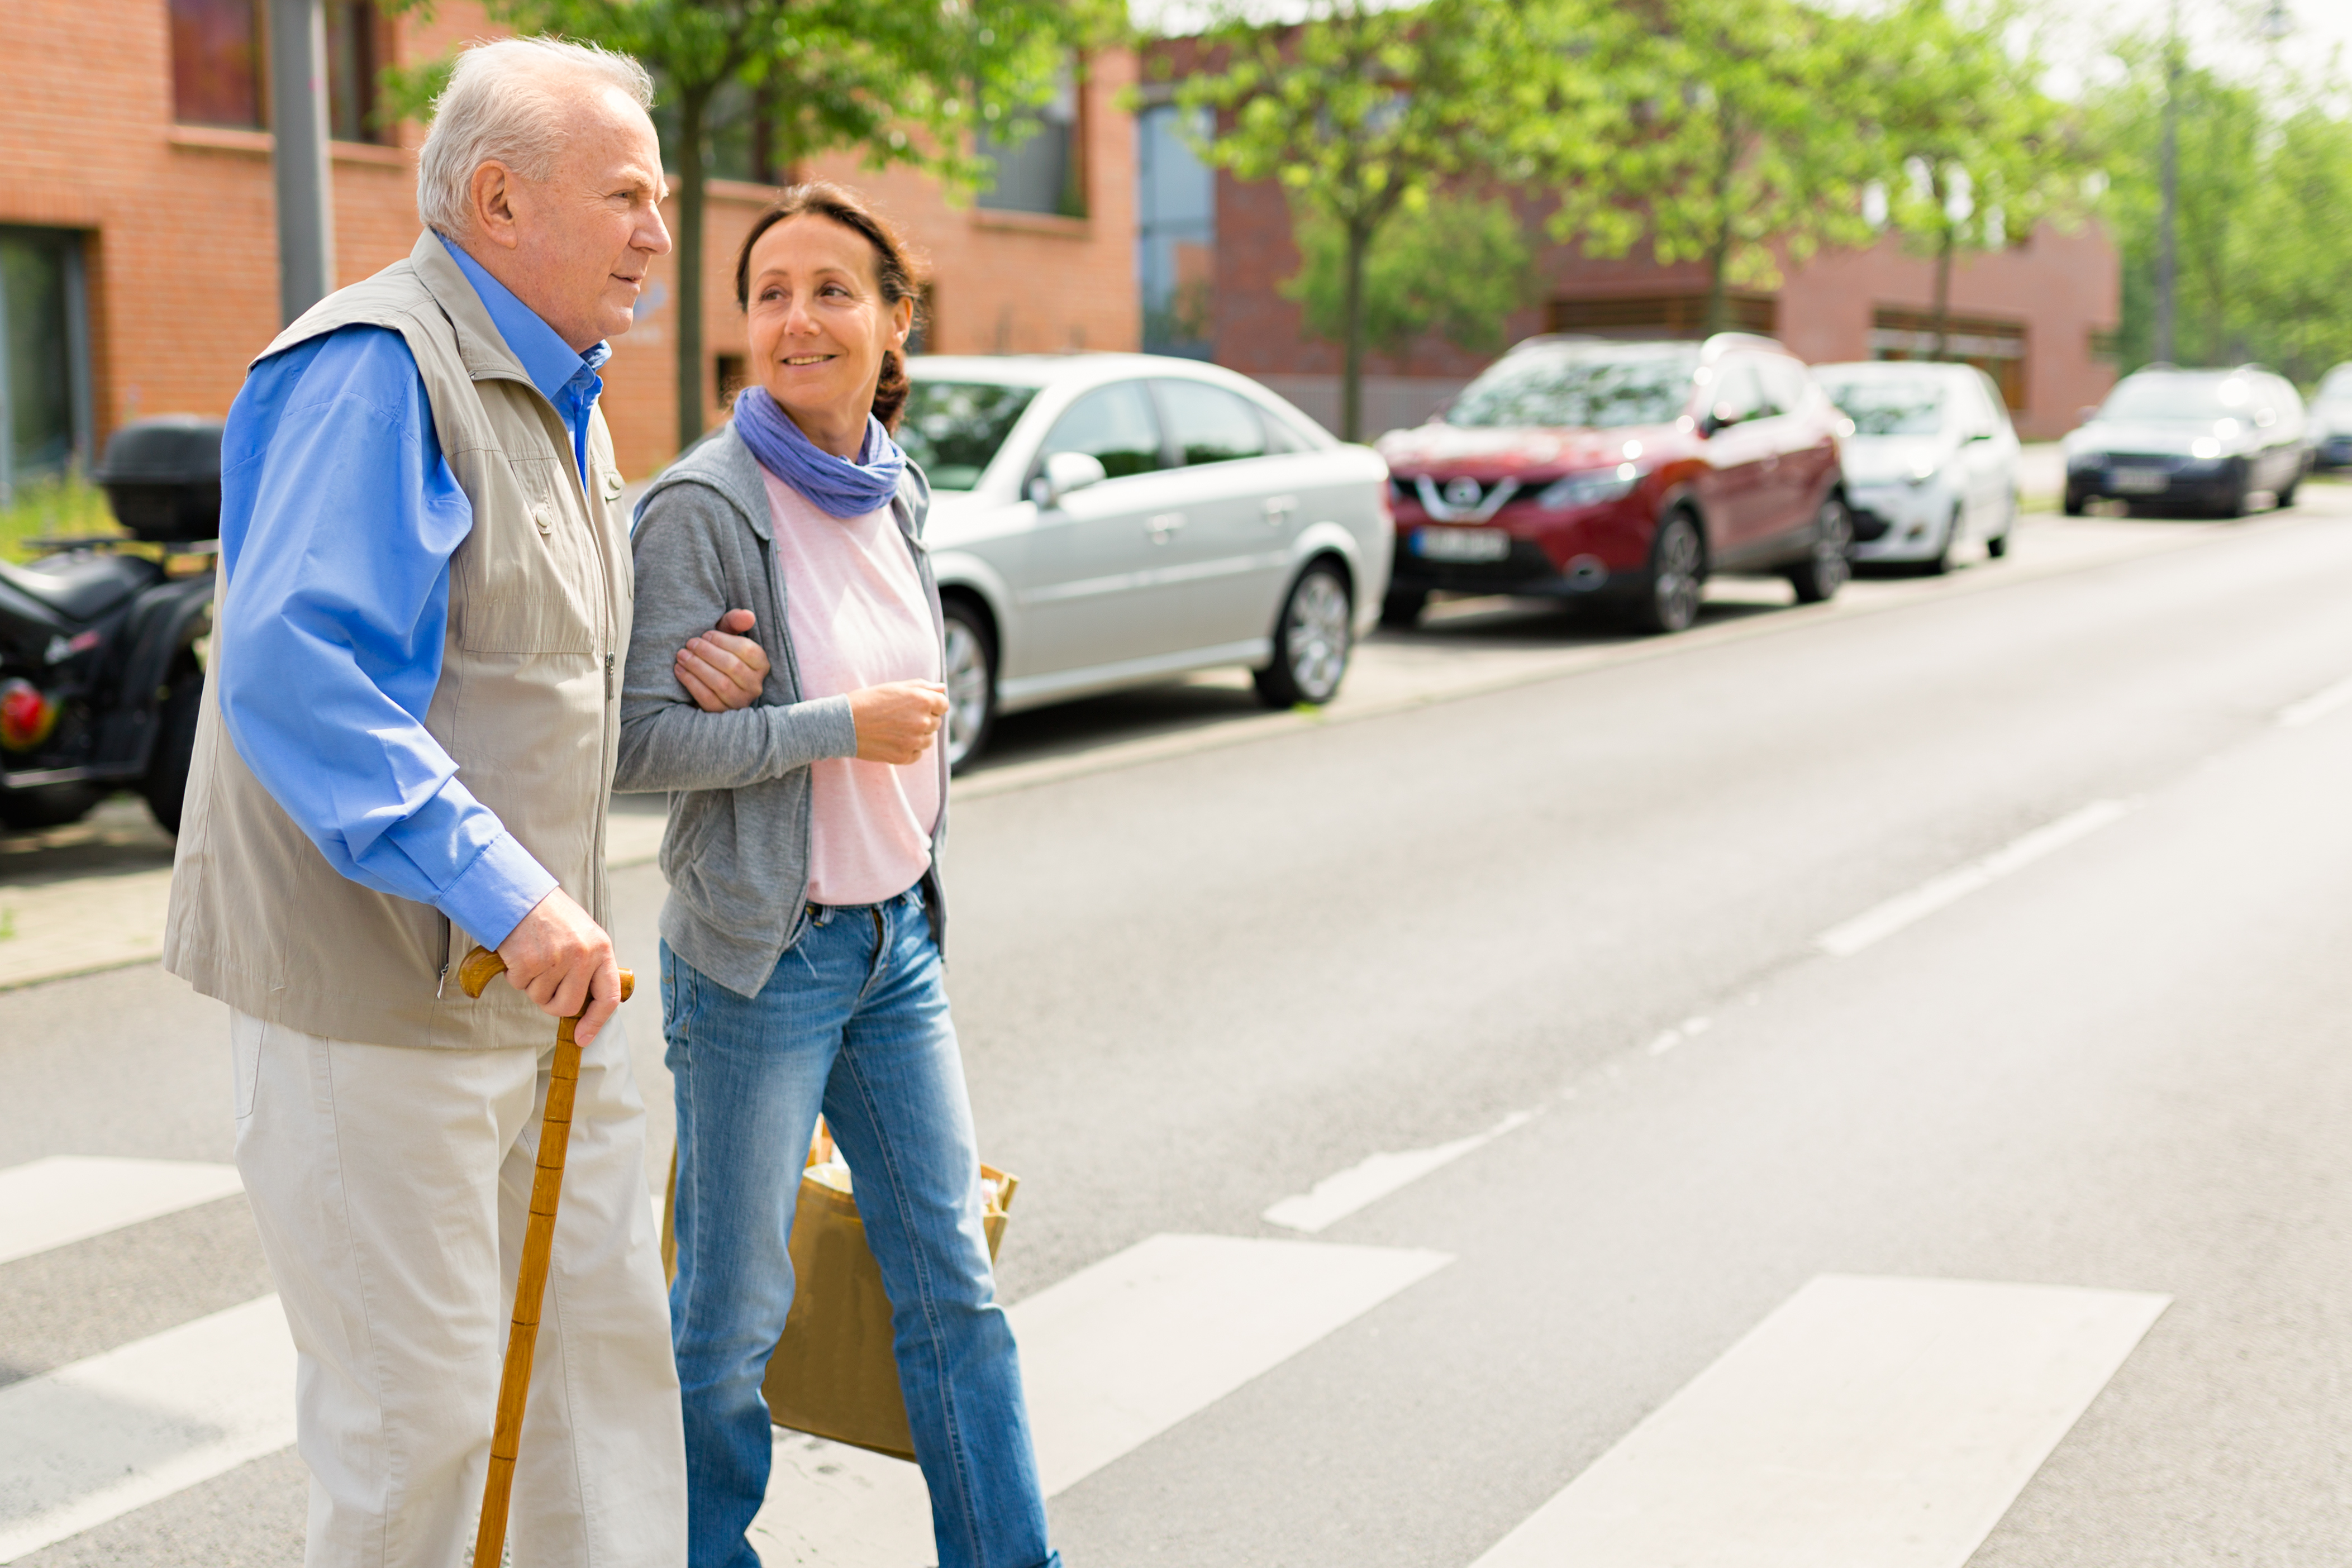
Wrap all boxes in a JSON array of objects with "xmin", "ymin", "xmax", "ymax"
[
  {"xmin": 1788, "ymin": 496, "xmax": 1852, "ymax": 604},
  {"xmin": 1255, "ymin": 561, "xmax": 1353, "ymax": 708},
  {"xmin": 1631, "ymin": 513, "xmax": 1704, "ymax": 635},
  {"xmin": 941, "ymin": 600, "xmax": 997, "ymax": 773}
]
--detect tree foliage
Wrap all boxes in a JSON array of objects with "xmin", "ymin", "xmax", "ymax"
[
  {"xmin": 2080, "ymin": 30, "xmax": 2352, "ymax": 384},
  {"xmin": 1172, "ymin": 0, "xmax": 1626, "ymax": 439},
  {"xmin": 1860, "ymin": 0, "xmax": 2089, "ymax": 357},
  {"xmin": 1280, "ymin": 194, "xmax": 1535, "ymax": 363},
  {"xmin": 385, "ymin": 0, "xmax": 1114, "ymax": 453}
]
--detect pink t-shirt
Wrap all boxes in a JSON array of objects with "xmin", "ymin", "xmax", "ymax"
[{"xmin": 763, "ymin": 471, "xmax": 942, "ymax": 907}]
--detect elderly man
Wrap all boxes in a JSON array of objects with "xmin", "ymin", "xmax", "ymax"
[{"xmin": 166, "ymin": 37, "xmax": 697, "ymax": 1566}]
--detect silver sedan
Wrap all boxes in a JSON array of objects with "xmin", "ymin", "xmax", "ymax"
[{"xmin": 897, "ymin": 354, "xmax": 1392, "ymax": 769}]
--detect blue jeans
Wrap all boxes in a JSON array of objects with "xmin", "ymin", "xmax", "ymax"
[{"xmin": 663, "ymin": 886, "xmax": 1059, "ymax": 1568}]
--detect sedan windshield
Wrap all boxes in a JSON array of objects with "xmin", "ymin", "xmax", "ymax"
[
  {"xmin": 1819, "ymin": 377, "xmax": 1945, "ymax": 436},
  {"xmin": 2320, "ymin": 365, "xmax": 2352, "ymax": 399},
  {"xmin": 896, "ymin": 380, "xmax": 1039, "ymax": 490},
  {"xmin": 1449, "ymin": 346, "xmax": 1699, "ymax": 430},
  {"xmin": 2099, "ymin": 374, "xmax": 2251, "ymax": 423}
]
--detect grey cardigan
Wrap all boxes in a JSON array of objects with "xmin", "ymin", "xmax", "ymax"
[{"xmin": 616, "ymin": 424, "xmax": 946, "ymax": 997}]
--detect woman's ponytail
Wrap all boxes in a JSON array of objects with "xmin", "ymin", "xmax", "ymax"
[{"xmin": 873, "ymin": 349, "xmax": 911, "ymax": 432}]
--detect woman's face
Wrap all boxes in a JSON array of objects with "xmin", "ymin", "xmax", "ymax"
[{"xmin": 743, "ymin": 214, "xmax": 912, "ymax": 436}]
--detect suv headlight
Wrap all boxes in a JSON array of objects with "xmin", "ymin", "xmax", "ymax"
[
  {"xmin": 1536, "ymin": 463, "xmax": 1642, "ymax": 509},
  {"xmin": 1905, "ymin": 459, "xmax": 1939, "ymax": 487}
]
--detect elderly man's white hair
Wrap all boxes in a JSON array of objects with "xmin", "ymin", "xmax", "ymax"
[{"xmin": 417, "ymin": 37, "xmax": 655, "ymax": 236}]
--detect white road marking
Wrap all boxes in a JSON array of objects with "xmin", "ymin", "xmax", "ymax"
[
  {"xmin": 2277, "ymin": 671, "xmax": 2352, "ymax": 728},
  {"xmin": 0, "ymin": 1296, "xmax": 294, "ymax": 1564},
  {"xmin": 1263, "ymin": 1112, "xmax": 1536, "ymax": 1233},
  {"xmin": 0, "ymin": 1156, "xmax": 244, "ymax": 1267},
  {"xmin": 1646, "ymin": 1016, "xmax": 1711, "ymax": 1057},
  {"xmin": 1816, "ymin": 800, "xmax": 2134, "ymax": 958},
  {"xmin": 749, "ymin": 1233, "xmax": 1451, "ymax": 1566},
  {"xmin": 1467, "ymin": 1274, "xmax": 2167, "ymax": 1568}
]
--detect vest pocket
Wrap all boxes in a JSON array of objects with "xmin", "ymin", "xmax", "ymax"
[{"xmin": 455, "ymin": 451, "xmax": 602, "ymax": 652}]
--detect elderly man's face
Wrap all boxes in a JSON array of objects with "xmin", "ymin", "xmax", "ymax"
[{"xmin": 468, "ymin": 83, "xmax": 670, "ymax": 352}]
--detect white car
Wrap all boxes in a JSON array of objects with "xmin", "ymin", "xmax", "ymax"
[
  {"xmin": 2307, "ymin": 362, "xmax": 2352, "ymax": 470},
  {"xmin": 1812, "ymin": 360, "xmax": 2021, "ymax": 569},
  {"xmin": 896, "ymin": 354, "xmax": 1392, "ymax": 768}
]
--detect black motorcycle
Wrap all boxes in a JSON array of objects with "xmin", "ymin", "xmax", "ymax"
[{"xmin": 0, "ymin": 418, "xmax": 221, "ymax": 834}]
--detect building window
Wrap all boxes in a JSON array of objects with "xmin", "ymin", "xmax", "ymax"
[
  {"xmin": 1137, "ymin": 103, "xmax": 1214, "ymax": 360},
  {"xmin": 1870, "ymin": 307, "xmax": 2026, "ymax": 409},
  {"xmin": 978, "ymin": 65, "xmax": 1083, "ymax": 218},
  {"xmin": 1546, "ymin": 293, "xmax": 1778, "ymax": 339},
  {"xmin": 326, "ymin": 2, "xmax": 392, "ymax": 145},
  {"xmin": 170, "ymin": 0, "xmax": 263, "ymax": 128},
  {"xmin": 0, "ymin": 227, "xmax": 95, "ymax": 498}
]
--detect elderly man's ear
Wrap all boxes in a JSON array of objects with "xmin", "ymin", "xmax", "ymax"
[
  {"xmin": 468, "ymin": 161, "xmax": 525, "ymax": 251},
  {"xmin": 675, "ymin": 609, "xmax": 772, "ymax": 712}
]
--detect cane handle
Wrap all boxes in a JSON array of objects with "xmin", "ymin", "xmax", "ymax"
[{"xmin": 457, "ymin": 946, "xmax": 635, "ymax": 1005}]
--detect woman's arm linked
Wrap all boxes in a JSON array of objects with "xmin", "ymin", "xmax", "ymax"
[{"xmin": 617, "ymin": 483, "xmax": 950, "ymax": 790}]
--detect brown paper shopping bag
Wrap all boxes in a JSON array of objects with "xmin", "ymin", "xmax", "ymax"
[{"xmin": 662, "ymin": 1120, "xmax": 1015, "ymax": 1462}]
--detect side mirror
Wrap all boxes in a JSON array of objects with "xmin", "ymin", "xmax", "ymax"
[
  {"xmin": 1029, "ymin": 450, "xmax": 1108, "ymax": 508},
  {"xmin": 1699, "ymin": 406, "xmax": 1734, "ymax": 436}
]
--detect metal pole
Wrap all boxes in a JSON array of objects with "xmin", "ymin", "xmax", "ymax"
[
  {"xmin": 267, "ymin": 0, "xmax": 336, "ymax": 323},
  {"xmin": 2151, "ymin": 1, "xmax": 2178, "ymax": 366}
]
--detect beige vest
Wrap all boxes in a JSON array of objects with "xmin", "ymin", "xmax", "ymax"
[{"xmin": 164, "ymin": 232, "xmax": 634, "ymax": 1050}]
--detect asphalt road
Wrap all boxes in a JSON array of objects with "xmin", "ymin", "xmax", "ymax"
[{"xmin": 6, "ymin": 482, "xmax": 2352, "ymax": 1565}]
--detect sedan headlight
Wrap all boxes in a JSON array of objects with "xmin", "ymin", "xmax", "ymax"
[
  {"xmin": 1536, "ymin": 463, "xmax": 1642, "ymax": 509},
  {"xmin": 1905, "ymin": 459, "xmax": 1939, "ymax": 487},
  {"xmin": 2189, "ymin": 437, "xmax": 2221, "ymax": 460}
]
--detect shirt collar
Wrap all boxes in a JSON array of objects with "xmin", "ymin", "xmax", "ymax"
[{"xmin": 436, "ymin": 233, "xmax": 609, "ymax": 403}]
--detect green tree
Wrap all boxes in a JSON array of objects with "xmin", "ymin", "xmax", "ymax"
[
  {"xmin": 1280, "ymin": 193, "xmax": 1536, "ymax": 369},
  {"xmin": 389, "ymin": 0, "xmax": 1112, "ymax": 454},
  {"xmin": 1550, "ymin": 0, "xmax": 1886, "ymax": 337},
  {"xmin": 1172, "ymin": 0, "xmax": 1623, "ymax": 440},
  {"xmin": 2083, "ymin": 44, "xmax": 2268, "ymax": 370},
  {"xmin": 1865, "ymin": 0, "xmax": 2089, "ymax": 359},
  {"xmin": 2232, "ymin": 104, "xmax": 2352, "ymax": 383}
]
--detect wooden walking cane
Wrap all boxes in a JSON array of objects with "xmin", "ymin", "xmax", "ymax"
[{"xmin": 457, "ymin": 946, "xmax": 635, "ymax": 1568}]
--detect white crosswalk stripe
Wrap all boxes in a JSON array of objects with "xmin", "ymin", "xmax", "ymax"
[
  {"xmin": 0, "ymin": 1156, "xmax": 244, "ymax": 1266},
  {"xmin": 0, "ymin": 1296, "xmax": 296, "ymax": 1564},
  {"xmin": 0, "ymin": 1151, "xmax": 2170, "ymax": 1568},
  {"xmin": 1467, "ymin": 1275, "xmax": 2168, "ymax": 1568}
]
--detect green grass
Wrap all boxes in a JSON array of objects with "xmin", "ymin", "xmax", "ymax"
[{"xmin": 1, "ymin": 475, "xmax": 119, "ymax": 563}]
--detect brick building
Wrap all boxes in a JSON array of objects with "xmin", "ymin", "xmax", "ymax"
[
  {"xmin": 0, "ymin": 0, "xmax": 1139, "ymax": 492},
  {"xmin": 1134, "ymin": 79, "xmax": 2121, "ymax": 443}
]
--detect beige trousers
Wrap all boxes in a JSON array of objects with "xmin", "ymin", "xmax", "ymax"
[{"xmin": 231, "ymin": 1009, "xmax": 687, "ymax": 1568}]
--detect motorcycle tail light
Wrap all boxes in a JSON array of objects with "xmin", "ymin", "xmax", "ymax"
[{"xmin": 1, "ymin": 679, "xmax": 59, "ymax": 752}]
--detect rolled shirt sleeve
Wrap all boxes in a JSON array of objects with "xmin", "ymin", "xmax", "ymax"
[{"xmin": 215, "ymin": 325, "xmax": 557, "ymax": 949}]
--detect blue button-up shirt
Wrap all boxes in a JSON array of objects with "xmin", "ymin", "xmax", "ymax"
[{"xmin": 215, "ymin": 234, "xmax": 612, "ymax": 949}]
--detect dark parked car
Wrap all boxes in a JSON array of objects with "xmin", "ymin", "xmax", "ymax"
[
  {"xmin": 1375, "ymin": 333, "xmax": 1850, "ymax": 634},
  {"xmin": 2063, "ymin": 365, "xmax": 2308, "ymax": 516}
]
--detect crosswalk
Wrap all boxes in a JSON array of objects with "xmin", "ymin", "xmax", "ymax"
[{"xmin": 0, "ymin": 1154, "xmax": 2167, "ymax": 1567}]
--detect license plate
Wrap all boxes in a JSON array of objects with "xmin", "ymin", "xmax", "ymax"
[
  {"xmin": 2110, "ymin": 466, "xmax": 2169, "ymax": 494},
  {"xmin": 1415, "ymin": 527, "xmax": 1510, "ymax": 562}
]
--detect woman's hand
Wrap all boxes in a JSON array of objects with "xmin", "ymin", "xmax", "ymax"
[
  {"xmin": 677, "ymin": 609, "xmax": 772, "ymax": 712},
  {"xmin": 849, "ymin": 680, "xmax": 951, "ymax": 764}
]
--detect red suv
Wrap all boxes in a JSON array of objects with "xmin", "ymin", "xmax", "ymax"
[{"xmin": 1376, "ymin": 333, "xmax": 1850, "ymax": 633}]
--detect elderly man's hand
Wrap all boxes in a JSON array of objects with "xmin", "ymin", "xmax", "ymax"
[
  {"xmin": 677, "ymin": 609, "xmax": 771, "ymax": 712},
  {"xmin": 496, "ymin": 888, "xmax": 623, "ymax": 1046}
]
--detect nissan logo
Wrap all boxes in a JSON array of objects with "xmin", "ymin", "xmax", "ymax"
[{"xmin": 1442, "ymin": 476, "xmax": 1484, "ymax": 509}]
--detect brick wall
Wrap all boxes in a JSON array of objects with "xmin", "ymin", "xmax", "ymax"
[{"xmin": 3, "ymin": 2, "xmax": 1137, "ymax": 479}]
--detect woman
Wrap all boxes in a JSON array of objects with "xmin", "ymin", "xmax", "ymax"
[{"xmin": 616, "ymin": 183, "xmax": 1060, "ymax": 1568}]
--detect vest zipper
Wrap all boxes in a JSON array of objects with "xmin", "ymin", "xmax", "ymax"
[{"xmin": 606, "ymin": 650, "xmax": 616, "ymax": 701}]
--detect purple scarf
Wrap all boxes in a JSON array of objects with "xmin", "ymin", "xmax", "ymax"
[{"xmin": 731, "ymin": 385, "xmax": 906, "ymax": 518}]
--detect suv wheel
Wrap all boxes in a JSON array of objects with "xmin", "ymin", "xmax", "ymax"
[
  {"xmin": 1255, "ymin": 561, "xmax": 1353, "ymax": 708},
  {"xmin": 1631, "ymin": 512, "xmax": 1704, "ymax": 635},
  {"xmin": 941, "ymin": 599, "xmax": 997, "ymax": 773},
  {"xmin": 1788, "ymin": 496, "xmax": 1852, "ymax": 604}
]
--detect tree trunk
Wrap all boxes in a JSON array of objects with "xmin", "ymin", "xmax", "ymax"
[
  {"xmin": 1341, "ymin": 218, "xmax": 1369, "ymax": 442},
  {"xmin": 1701, "ymin": 111, "xmax": 1741, "ymax": 336},
  {"xmin": 675, "ymin": 88, "xmax": 711, "ymax": 458},
  {"xmin": 1931, "ymin": 217, "xmax": 1955, "ymax": 361}
]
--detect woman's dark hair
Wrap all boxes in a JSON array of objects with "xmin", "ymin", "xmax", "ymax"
[{"xmin": 734, "ymin": 182, "xmax": 927, "ymax": 431}]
